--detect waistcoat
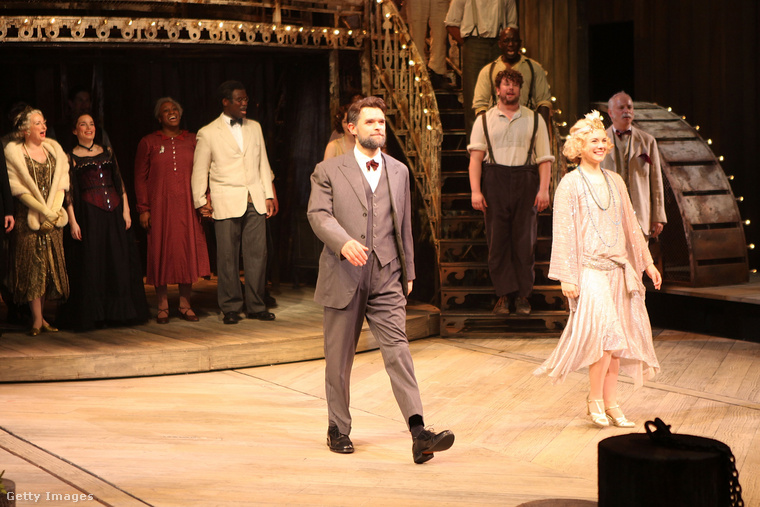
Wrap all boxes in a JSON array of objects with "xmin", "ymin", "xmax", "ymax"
[{"xmin": 360, "ymin": 166, "xmax": 398, "ymax": 267}]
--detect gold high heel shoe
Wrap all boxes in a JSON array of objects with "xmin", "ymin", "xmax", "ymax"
[
  {"xmin": 587, "ymin": 398, "xmax": 609, "ymax": 427},
  {"xmin": 605, "ymin": 405, "xmax": 635, "ymax": 428},
  {"xmin": 28, "ymin": 327, "xmax": 41, "ymax": 337},
  {"xmin": 41, "ymin": 323, "xmax": 58, "ymax": 333}
]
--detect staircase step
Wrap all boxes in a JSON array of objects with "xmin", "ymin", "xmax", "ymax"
[
  {"xmin": 440, "ymin": 310, "xmax": 567, "ymax": 336},
  {"xmin": 442, "ymin": 285, "xmax": 561, "ymax": 295}
]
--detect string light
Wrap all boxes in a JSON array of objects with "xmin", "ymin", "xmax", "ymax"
[
  {"xmin": 728, "ymin": 175, "xmax": 735, "ymax": 180},
  {"xmin": 707, "ymin": 139, "xmax": 713, "ymax": 145},
  {"xmin": 719, "ymin": 155, "xmax": 724, "ymax": 161},
  {"xmin": 744, "ymin": 220, "xmax": 751, "ymax": 225},
  {"xmin": 748, "ymin": 244, "xmax": 756, "ymax": 250},
  {"xmin": 667, "ymin": 107, "xmax": 672, "ymax": 112},
  {"xmin": 695, "ymin": 125, "xmax": 700, "ymax": 131},
  {"xmin": 737, "ymin": 196, "xmax": 744, "ymax": 202}
]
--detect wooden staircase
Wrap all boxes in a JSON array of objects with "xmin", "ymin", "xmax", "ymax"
[{"xmin": 435, "ymin": 89, "xmax": 567, "ymax": 336}]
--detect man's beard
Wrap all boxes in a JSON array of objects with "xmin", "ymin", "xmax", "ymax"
[
  {"xmin": 357, "ymin": 132, "xmax": 386, "ymax": 150},
  {"xmin": 499, "ymin": 94, "xmax": 519, "ymax": 106}
]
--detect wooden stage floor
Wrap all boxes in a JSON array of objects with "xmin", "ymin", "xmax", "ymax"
[
  {"xmin": 0, "ymin": 279, "xmax": 440, "ymax": 383},
  {"xmin": 1, "ymin": 290, "xmax": 759, "ymax": 504}
]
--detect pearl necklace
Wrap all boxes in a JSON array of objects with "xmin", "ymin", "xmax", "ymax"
[{"xmin": 578, "ymin": 168, "xmax": 620, "ymax": 248}]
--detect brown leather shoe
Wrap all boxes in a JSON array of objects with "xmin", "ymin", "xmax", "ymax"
[
  {"xmin": 492, "ymin": 295, "xmax": 510, "ymax": 315},
  {"xmin": 515, "ymin": 296, "xmax": 531, "ymax": 315},
  {"xmin": 178, "ymin": 307, "xmax": 199, "ymax": 322},
  {"xmin": 156, "ymin": 308, "xmax": 170, "ymax": 324}
]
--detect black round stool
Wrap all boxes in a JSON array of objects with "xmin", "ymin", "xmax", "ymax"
[{"xmin": 597, "ymin": 419, "xmax": 743, "ymax": 507}]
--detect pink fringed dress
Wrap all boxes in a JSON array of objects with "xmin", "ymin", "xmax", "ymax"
[{"xmin": 534, "ymin": 168, "xmax": 659, "ymax": 388}]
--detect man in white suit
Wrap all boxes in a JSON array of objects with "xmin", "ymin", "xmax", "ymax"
[
  {"xmin": 192, "ymin": 80, "xmax": 276, "ymax": 324},
  {"xmin": 308, "ymin": 96, "xmax": 454, "ymax": 464},
  {"xmin": 604, "ymin": 91, "xmax": 667, "ymax": 238}
]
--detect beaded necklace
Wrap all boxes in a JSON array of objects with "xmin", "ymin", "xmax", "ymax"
[{"xmin": 578, "ymin": 167, "xmax": 620, "ymax": 248}]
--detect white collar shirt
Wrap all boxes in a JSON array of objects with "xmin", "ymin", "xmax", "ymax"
[
  {"xmin": 444, "ymin": 0, "xmax": 518, "ymax": 39},
  {"xmin": 222, "ymin": 113, "xmax": 244, "ymax": 151},
  {"xmin": 353, "ymin": 146, "xmax": 382, "ymax": 193}
]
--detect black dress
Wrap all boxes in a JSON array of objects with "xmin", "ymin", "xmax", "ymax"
[{"xmin": 57, "ymin": 149, "xmax": 148, "ymax": 330}]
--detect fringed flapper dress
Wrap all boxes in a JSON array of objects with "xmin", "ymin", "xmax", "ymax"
[
  {"xmin": 533, "ymin": 168, "xmax": 659, "ymax": 388},
  {"xmin": 12, "ymin": 154, "xmax": 69, "ymax": 303}
]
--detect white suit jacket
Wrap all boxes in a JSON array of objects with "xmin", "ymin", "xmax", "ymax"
[{"xmin": 192, "ymin": 114, "xmax": 274, "ymax": 220}]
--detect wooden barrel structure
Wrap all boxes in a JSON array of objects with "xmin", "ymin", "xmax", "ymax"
[{"xmin": 595, "ymin": 102, "xmax": 749, "ymax": 287}]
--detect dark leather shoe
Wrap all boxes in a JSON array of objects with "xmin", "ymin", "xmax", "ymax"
[
  {"xmin": 247, "ymin": 311, "xmax": 275, "ymax": 321},
  {"xmin": 412, "ymin": 428, "xmax": 455, "ymax": 464},
  {"xmin": 264, "ymin": 294, "xmax": 278, "ymax": 308},
  {"xmin": 327, "ymin": 426, "xmax": 354, "ymax": 454},
  {"xmin": 222, "ymin": 312, "xmax": 240, "ymax": 325}
]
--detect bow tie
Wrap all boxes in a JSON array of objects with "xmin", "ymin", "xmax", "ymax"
[
  {"xmin": 366, "ymin": 160, "xmax": 379, "ymax": 171},
  {"xmin": 616, "ymin": 129, "xmax": 631, "ymax": 137},
  {"xmin": 229, "ymin": 117, "xmax": 243, "ymax": 127}
]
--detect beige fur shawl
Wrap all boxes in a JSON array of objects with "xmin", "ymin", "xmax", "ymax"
[{"xmin": 4, "ymin": 138, "xmax": 70, "ymax": 230}]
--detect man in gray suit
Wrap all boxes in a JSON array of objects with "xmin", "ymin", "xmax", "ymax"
[
  {"xmin": 192, "ymin": 80, "xmax": 276, "ymax": 324},
  {"xmin": 308, "ymin": 96, "xmax": 454, "ymax": 464}
]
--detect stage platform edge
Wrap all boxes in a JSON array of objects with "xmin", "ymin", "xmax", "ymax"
[{"xmin": 0, "ymin": 281, "xmax": 440, "ymax": 383}]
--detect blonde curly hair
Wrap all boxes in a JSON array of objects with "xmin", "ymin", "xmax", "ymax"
[{"xmin": 562, "ymin": 110, "xmax": 613, "ymax": 163}]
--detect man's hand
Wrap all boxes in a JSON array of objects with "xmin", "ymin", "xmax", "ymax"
[
  {"xmin": 645, "ymin": 264, "xmax": 662, "ymax": 290},
  {"xmin": 471, "ymin": 191, "xmax": 487, "ymax": 213},
  {"xmin": 650, "ymin": 222, "xmax": 664, "ymax": 239},
  {"xmin": 198, "ymin": 203, "xmax": 213, "ymax": 218},
  {"xmin": 561, "ymin": 281, "xmax": 579, "ymax": 299},
  {"xmin": 265, "ymin": 198, "xmax": 275, "ymax": 218},
  {"xmin": 139, "ymin": 211, "xmax": 151, "ymax": 230},
  {"xmin": 407, "ymin": 281, "xmax": 413, "ymax": 295},
  {"xmin": 341, "ymin": 239, "xmax": 369, "ymax": 267},
  {"xmin": 535, "ymin": 189, "xmax": 550, "ymax": 212}
]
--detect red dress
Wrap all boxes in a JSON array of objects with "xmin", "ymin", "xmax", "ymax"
[{"xmin": 134, "ymin": 131, "xmax": 210, "ymax": 285}]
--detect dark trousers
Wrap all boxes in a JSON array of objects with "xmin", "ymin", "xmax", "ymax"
[
  {"xmin": 214, "ymin": 202, "xmax": 267, "ymax": 314},
  {"xmin": 482, "ymin": 165, "xmax": 539, "ymax": 297},
  {"xmin": 323, "ymin": 253, "xmax": 423, "ymax": 435},
  {"xmin": 462, "ymin": 36, "xmax": 501, "ymax": 141}
]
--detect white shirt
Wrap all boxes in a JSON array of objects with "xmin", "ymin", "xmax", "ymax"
[
  {"xmin": 467, "ymin": 105, "xmax": 555, "ymax": 165},
  {"xmin": 444, "ymin": 0, "xmax": 518, "ymax": 39},
  {"xmin": 353, "ymin": 146, "xmax": 382, "ymax": 192},
  {"xmin": 222, "ymin": 113, "xmax": 244, "ymax": 151}
]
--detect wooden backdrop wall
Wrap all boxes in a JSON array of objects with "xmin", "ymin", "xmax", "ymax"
[{"xmin": 520, "ymin": 0, "xmax": 759, "ymax": 272}]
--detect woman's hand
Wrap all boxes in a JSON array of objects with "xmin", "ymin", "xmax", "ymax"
[
  {"xmin": 70, "ymin": 220, "xmax": 82, "ymax": 241},
  {"xmin": 139, "ymin": 211, "xmax": 151, "ymax": 231},
  {"xmin": 645, "ymin": 264, "xmax": 662, "ymax": 290},
  {"xmin": 561, "ymin": 281, "xmax": 579, "ymax": 299},
  {"xmin": 123, "ymin": 206, "xmax": 132, "ymax": 230},
  {"xmin": 44, "ymin": 208, "xmax": 59, "ymax": 223}
]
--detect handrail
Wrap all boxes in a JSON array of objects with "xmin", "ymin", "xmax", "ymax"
[{"xmin": 367, "ymin": 0, "xmax": 442, "ymax": 249}]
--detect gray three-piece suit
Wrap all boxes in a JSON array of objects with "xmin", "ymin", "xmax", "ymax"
[{"xmin": 307, "ymin": 151, "xmax": 423, "ymax": 435}]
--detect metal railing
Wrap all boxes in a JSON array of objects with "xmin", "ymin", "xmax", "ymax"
[{"xmin": 367, "ymin": 0, "xmax": 442, "ymax": 248}]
